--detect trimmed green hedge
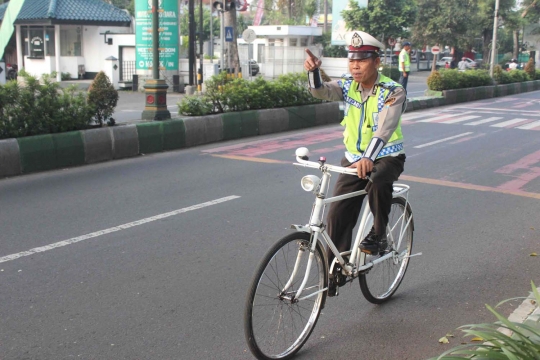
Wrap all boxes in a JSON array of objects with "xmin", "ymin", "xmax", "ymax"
[
  {"xmin": 178, "ymin": 72, "xmax": 323, "ymax": 116},
  {"xmin": 428, "ymin": 67, "xmax": 540, "ymax": 91}
]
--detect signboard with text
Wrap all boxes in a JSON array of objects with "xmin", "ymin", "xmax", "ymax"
[
  {"xmin": 331, "ymin": 0, "xmax": 367, "ymax": 45},
  {"xmin": 135, "ymin": 0, "xmax": 179, "ymax": 71}
]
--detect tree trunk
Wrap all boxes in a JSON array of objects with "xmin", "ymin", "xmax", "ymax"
[
  {"xmin": 513, "ymin": 30, "xmax": 519, "ymax": 59},
  {"xmin": 224, "ymin": 9, "xmax": 240, "ymax": 75},
  {"xmin": 482, "ymin": 29, "xmax": 492, "ymax": 64}
]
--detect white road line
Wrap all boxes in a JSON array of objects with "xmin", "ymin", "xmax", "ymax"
[
  {"xmin": 402, "ymin": 112, "xmax": 438, "ymax": 121},
  {"xmin": 465, "ymin": 117, "xmax": 503, "ymax": 125},
  {"xmin": 490, "ymin": 118, "xmax": 529, "ymax": 127},
  {"xmin": 414, "ymin": 132, "xmax": 474, "ymax": 148},
  {"xmin": 0, "ymin": 196, "xmax": 241, "ymax": 264},
  {"xmin": 517, "ymin": 120, "xmax": 540, "ymax": 129},
  {"xmin": 457, "ymin": 106, "xmax": 540, "ymax": 115},
  {"xmin": 417, "ymin": 111, "xmax": 474, "ymax": 123},
  {"xmin": 441, "ymin": 115, "xmax": 481, "ymax": 124}
]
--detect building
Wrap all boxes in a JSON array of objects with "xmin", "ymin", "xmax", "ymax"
[{"xmin": 0, "ymin": 0, "xmax": 132, "ymax": 82}]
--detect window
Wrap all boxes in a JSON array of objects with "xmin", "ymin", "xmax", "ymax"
[
  {"xmin": 300, "ymin": 38, "xmax": 308, "ymax": 47},
  {"xmin": 29, "ymin": 28, "xmax": 45, "ymax": 58},
  {"xmin": 20, "ymin": 26, "xmax": 55, "ymax": 57},
  {"xmin": 60, "ymin": 27, "xmax": 82, "ymax": 56},
  {"xmin": 289, "ymin": 38, "xmax": 297, "ymax": 47},
  {"xmin": 45, "ymin": 28, "xmax": 55, "ymax": 56}
]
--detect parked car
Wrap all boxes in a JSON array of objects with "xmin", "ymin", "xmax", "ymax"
[
  {"xmin": 435, "ymin": 56, "xmax": 477, "ymax": 70},
  {"xmin": 247, "ymin": 59, "xmax": 259, "ymax": 76}
]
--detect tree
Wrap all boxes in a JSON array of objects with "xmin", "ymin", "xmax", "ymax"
[
  {"xmin": 88, "ymin": 72, "xmax": 119, "ymax": 126},
  {"xmin": 180, "ymin": 6, "xmax": 220, "ymax": 43},
  {"xmin": 411, "ymin": 0, "xmax": 473, "ymax": 50},
  {"xmin": 471, "ymin": 0, "xmax": 517, "ymax": 61},
  {"xmin": 224, "ymin": 5, "xmax": 241, "ymax": 74},
  {"xmin": 341, "ymin": 0, "xmax": 417, "ymax": 43}
]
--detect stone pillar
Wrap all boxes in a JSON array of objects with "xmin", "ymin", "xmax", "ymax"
[
  {"xmin": 105, "ymin": 56, "xmax": 119, "ymax": 89},
  {"xmin": 16, "ymin": 25, "xmax": 23, "ymax": 72},
  {"xmin": 0, "ymin": 61, "xmax": 6, "ymax": 85},
  {"xmin": 55, "ymin": 25, "xmax": 61, "ymax": 82}
]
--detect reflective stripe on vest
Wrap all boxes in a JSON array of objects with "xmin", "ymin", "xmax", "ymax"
[{"xmin": 339, "ymin": 74, "xmax": 404, "ymax": 160}]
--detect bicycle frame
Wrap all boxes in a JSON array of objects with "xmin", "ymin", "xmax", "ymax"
[{"xmin": 284, "ymin": 153, "xmax": 414, "ymax": 301}]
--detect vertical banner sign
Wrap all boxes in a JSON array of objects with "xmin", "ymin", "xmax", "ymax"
[
  {"xmin": 135, "ymin": 0, "xmax": 179, "ymax": 71},
  {"xmin": 331, "ymin": 0, "xmax": 367, "ymax": 45}
]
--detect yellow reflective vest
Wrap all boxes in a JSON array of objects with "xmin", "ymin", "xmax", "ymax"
[
  {"xmin": 340, "ymin": 73, "xmax": 404, "ymax": 160},
  {"xmin": 399, "ymin": 49, "xmax": 410, "ymax": 72}
]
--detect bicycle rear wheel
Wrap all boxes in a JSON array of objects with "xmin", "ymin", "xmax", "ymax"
[
  {"xmin": 359, "ymin": 196, "xmax": 413, "ymax": 304},
  {"xmin": 244, "ymin": 232, "xmax": 327, "ymax": 360}
]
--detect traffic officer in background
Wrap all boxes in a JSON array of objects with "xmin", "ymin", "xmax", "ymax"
[
  {"xmin": 398, "ymin": 41, "xmax": 411, "ymax": 89},
  {"xmin": 304, "ymin": 30, "xmax": 407, "ymax": 295}
]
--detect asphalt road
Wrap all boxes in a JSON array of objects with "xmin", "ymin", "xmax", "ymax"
[{"xmin": 1, "ymin": 91, "xmax": 539, "ymax": 359}]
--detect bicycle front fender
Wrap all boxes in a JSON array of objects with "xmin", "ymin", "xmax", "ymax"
[{"xmin": 290, "ymin": 224, "xmax": 312, "ymax": 233}]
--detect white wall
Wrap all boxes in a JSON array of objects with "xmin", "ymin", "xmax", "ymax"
[{"xmin": 83, "ymin": 26, "xmax": 134, "ymax": 73}]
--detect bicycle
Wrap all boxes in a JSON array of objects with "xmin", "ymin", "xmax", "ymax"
[{"xmin": 244, "ymin": 147, "xmax": 420, "ymax": 360}]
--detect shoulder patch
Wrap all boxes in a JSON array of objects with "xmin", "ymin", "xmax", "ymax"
[{"xmin": 384, "ymin": 97, "xmax": 397, "ymax": 106}]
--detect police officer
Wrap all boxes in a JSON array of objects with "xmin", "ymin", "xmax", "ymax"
[
  {"xmin": 399, "ymin": 41, "xmax": 411, "ymax": 89},
  {"xmin": 304, "ymin": 31, "xmax": 407, "ymax": 294}
]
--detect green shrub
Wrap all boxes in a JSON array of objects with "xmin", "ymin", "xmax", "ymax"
[
  {"xmin": 427, "ymin": 69, "xmax": 493, "ymax": 90},
  {"xmin": 508, "ymin": 69, "xmax": 528, "ymax": 83},
  {"xmin": 61, "ymin": 72, "xmax": 71, "ymax": 81},
  {"xmin": 524, "ymin": 58, "xmax": 536, "ymax": 80},
  {"xmin": 536, "ymin": 69, "xmax": 540, "ymax": 81},
  {"xmin": 178, "ymin": 95, "xmax": 212, "ymax": 116},
  {"xmin": 178, "ymin": 72, "xmax": 322, "ymax": 116},
  {"xmin": 87, "ymin": 71, "xmax": 119, "ymax": 126},
  {"xmin": 379, "ymin": 65, "xmax": 400, "ymax": 82},
  {"xmin": 0, "ymin": 73, "xmax": 93, "ymax": 140},
  {"xmin": 427, "ymin": 71, "xmax": 444, "ymax": 91}
]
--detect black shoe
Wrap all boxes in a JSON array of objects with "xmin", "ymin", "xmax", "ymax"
[
  {"xmin": 360, "ymin": 228, "xmax": 388, "ymax": 255},
  {"xmin": 328, "ymin": 275, "xmax": 338, "ymax": 297}
]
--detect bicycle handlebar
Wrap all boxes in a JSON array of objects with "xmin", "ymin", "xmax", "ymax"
[{"xmin": 293, "ymin": 147, "xmax": 361, "ymax": 176}]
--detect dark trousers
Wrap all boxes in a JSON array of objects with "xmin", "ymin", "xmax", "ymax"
[
  {"xmin": 326, "ymin": 155, "xmax": 405, "ymax": 257},
  {"xmin": 399, "ymin": 71, "xmax": 410, "ymax": 90}
]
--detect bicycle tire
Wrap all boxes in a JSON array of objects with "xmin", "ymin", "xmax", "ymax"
[
  {"xmin": 244, "ymin": 232, "xmax": 327, "ymax": 360},
  {"xmin": 359, "ymin": 196, "xmax": 414, "ymax": 304}
]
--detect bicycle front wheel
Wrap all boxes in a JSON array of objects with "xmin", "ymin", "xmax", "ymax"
[
  {"xmin": 359, "ymin": 196, "xmax": 414, "ymax": 304},
  {"xmin": 244, "ymin": 232, "xmax": 327, "ymax": 360}
]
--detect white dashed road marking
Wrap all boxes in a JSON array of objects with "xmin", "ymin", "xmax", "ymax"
[
  {"xmin": 414, "ymin": 132, "xmax": 474, "ymax": 148},
  {"xmin": 0, "ymin": 196, "xmax": 241, "ymax": 264}
]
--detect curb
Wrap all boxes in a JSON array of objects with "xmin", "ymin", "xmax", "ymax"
[{"xmin": 1, "ymin": 80, "xmax": 540, "ymax": 179}]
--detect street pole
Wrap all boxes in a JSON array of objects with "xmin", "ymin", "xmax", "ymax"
[
  {"xmin": 141, "ymin": 0, "xmax": 171, "ymax": 120},
  {"xmin": 489, "ymin": 0, "xmax": 500, "ymax": 78},
  {"xmin": 220, "ymin": 10, "xmax": 225, "ymax": 72},
  {"xmin": 198, "ymin": 0, "xmax": 203, "ymax": 91},
  {"xmin": 210, "ymin": 10, "xmax": 213, "ymax": 63},
  {"xmin": 188, "ymin": 0, "xmax": 195, "ymax": 85}
]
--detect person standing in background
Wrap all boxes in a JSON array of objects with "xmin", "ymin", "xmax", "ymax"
[{"xmin": 398, "ymin": 41, "xmax": 411, "ymax": 90}]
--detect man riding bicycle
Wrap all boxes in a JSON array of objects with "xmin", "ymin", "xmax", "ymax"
[{"xmin": 304, "ymin": 30, "xmax": 407, "ymax": 277}]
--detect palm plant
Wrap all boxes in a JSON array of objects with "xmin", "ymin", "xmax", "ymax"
[{"xmin": 433, "ymin": 281, "xmax": 540, "ymax": 360}]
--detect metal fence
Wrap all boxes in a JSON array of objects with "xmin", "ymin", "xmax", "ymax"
[
  {"xmin": 238, "ymin": 45, "xmax": 309, "ymax": 79},
  {"xmin": 120, "ymin": 60, "xmax": 136, "ymax": 81}
]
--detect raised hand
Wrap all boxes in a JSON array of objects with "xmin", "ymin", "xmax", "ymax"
[{"xmin": 304, "ymin": 49, "xmax": 322, "ymax": 72}]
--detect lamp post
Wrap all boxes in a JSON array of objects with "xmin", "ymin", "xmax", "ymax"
[
  {"xmin": 489, "ymin": 0, "xmax": 500, "ymax": 78},
  {"xmin": 141, "ymin": 0, "xmax": 171, "ymax": 120}
]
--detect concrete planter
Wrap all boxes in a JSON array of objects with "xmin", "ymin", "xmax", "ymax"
[{"xmin": 0, "ymin": 102, "xmax": 340, "ymax": 179}]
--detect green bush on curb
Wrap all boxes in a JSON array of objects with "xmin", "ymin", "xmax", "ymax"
[{"xmin": 178, "ymin": 72, "xmax": 323, "ymax": 116}]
